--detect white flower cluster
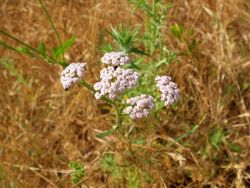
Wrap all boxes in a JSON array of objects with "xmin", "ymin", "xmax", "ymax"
[
  {"xmin": 101, "ymin": 52, "xmax": 130, "ymax": 66},
  {"xmin": 94, "ymin": 66, "xmax": 139, "ymax": 99},
  {"xmin": 60, "ymin": 63, "xmax": 86, "ymax": 90},
  {"xmin": 155, "ymin": 76, "xmax": 180, "ymax": 106},
  {"xmin": 124, "ymin": 94, "xmax": 155, "ymax": 119}
]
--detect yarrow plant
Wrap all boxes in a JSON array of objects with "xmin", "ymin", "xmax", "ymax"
[
  {"xmin": 0, "ymin": 0, "xmax": 181, "ymax": 186},
  {"xmin": 59, "ymin": 51, "xmax": 179, "ymax": 121}
]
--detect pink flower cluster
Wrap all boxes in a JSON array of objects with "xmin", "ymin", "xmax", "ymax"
[
  {"xmin": 155, "ymin": 76, "xmax": 180, "ymax": 106},
  {"xmin": 59, "ymin": 53, "xmax": 180, "ymax": 120},
  {"xmin": 94, "ymin": 66, "xmax": 139, "ymax": 99},
  {"xmin": 60, "ymin": 63, "xmax": 86, "ymax": 90},
  {"xmin": 124, "ymin": 94, "xmax": 155, "ymax": 119},
  {"xmin": 101, "ymin": 52, "xmax": 130, "ymax": 66}
]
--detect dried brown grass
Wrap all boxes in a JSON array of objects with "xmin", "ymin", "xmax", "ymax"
[{"xmin": 0, "ymin": 0, "xmax": 249, "ymax": 187}]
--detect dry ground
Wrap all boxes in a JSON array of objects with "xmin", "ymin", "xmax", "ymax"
[{"xmin": 0, "ymin": 0, "xmax": 249, "ymax": 187}]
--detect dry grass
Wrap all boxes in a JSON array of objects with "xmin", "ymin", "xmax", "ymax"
[{"xmin": 0, "ymin": 0, "xmax": 249, "ymax": 187}]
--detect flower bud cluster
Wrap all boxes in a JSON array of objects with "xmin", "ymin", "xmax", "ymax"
[
  {"xmin": 155, "ymin": 76, "xmax": 180, "ymax": 106},
  {"xmin": 60, "ymin": 63, "xmax": 86, "ymax": 90},
  {"xmin": 94, "ymin": 66, "xmax": 139, "ymax": 99},
  {"xmin": 124, "ymin": 94, "xmax": 155, "ymax": 119},
  {"xmin": 101, "ymin": 52, "xmax": 130, "ymax": 66}
]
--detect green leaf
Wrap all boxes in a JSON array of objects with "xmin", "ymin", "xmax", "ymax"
[
  {"xmin": 126, "ymin": 62, "xmax": 141, "ymax": 70},
  {"xmin": 101, "ymin": 154, "xmax": 116, "ymax": 172},
  {"xmin": 171, "ymin": 23, "xmax": 185, "ymax": 41},
  {"xmin": 127, "ymin": 167, "xmax": 140, "ymax": 188},
  {"xmin": 107, "ymin": 24, "xmax": 141, "ymax": 53},
  {"xmin": 51, "ymin": 47, "xmax": 57, "ymax": 59},
  {"xmin": 155, "ymin": 58, "xmax": 168, "ymax": 68},
  {"xmin": 209, "ymin": 128, "xmax": 225, "ymax": 150},
  {"xmin": 38, "ymin": 42, "xmax": 46, "ymax": 55},
  {"xmin": 188, "ymin": 39, "xmax": 197, "ymax": 53},
  {"xmin": 175, "ymin": 124, "xmax": 199, "ymax": 142},
  {"xmin": 242, "ymin": 81, "xmax": 249, "ymax": 91},
  {"xmin": 125, "ymin": 58, "xmax": 143, "ymax": 70},
  {"xmin": 98, "ymin": 43, "xmax": 114, "ymax": 53},
  {"xmin": 0, "ymin": 40, "xmax": 19, "ymax": 52},
  {"xmin": 96, "ymin": 127, "xmax": 116, "ymax": 138},
  {"xmin": 69, "ymin": 162, "xmax": 85, "ymax": 184},
  {"xmin": 52, "ymin": 35, "xmax": 76, "ymax": 58},
  {"xmin": 134, "ymin": 138, "xmax": 146, "ymax": 145},
  {"xmin": 129, "ymin": 47, "xmax": 148, "ymax": 55},
  {"xmin": 58, "ymin": 61, "xmax": 69, "ymax": 68},
  {"xmin": 16, "ymin": 46, "xmax": 34, "ymax": 57},
  {"xmin": 129, "ymin": 0, "xmax": 152, "ymax": 16},
  {"xmin": 228, "ymin": 142, "xmax": 242, "ymax": 153}
]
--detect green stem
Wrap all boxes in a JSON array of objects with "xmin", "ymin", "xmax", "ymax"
[
  {"xmin": 0, "ymin": 40, "xmax": 22, "ymax": 52},
  {"xmin": 80, "ymin": 81, "xmax": 123, "ymax": 137},
  {"xmin": 79, "ymin": 81, "xmax": 114, "ymax": 105},
  {"xmin": 0, "ymin": 40, "xmax": 51, "ymax": 63},
  {"xmin": 79, "ymin": 80, "xmax": 95, "ymax": 92},
  {"xmin": 114, "ymin": 103, "xmax": 122, "ymax": 132},
  {"xmin": 1, "ymin": 30, "xmax": 45, "ymax": 56},
  {"xmin": 0, "ymin": 29, "xmax": 58, "ymax": 64},
  {"xmin": 152, "ymin": 0, "xmax": 156, "ymax": 15},
  {"xmin": 38, "ymin": 0, "xmax": 65, "ymax": 63}
]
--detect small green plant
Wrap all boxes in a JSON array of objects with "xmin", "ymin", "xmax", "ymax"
[
  {"xmin": 101, "ymin": 154, "xmax": 153, "ymax": 187},
  {"xmin": 209, "ymin": 128, "xmax": 225, "ymax": 151},
  {"xmin": 69, "ymin": 162, "xmax": 85, "ymax": 184},
  {"xmin": 203, "ymin": 127, "xmax": 243, "ymax": 162},
  {"xmin": 101, "ymin": 154, "xmax": 124, "ymax": 181}
]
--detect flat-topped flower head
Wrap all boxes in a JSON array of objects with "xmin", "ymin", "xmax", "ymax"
[
  {"xmin": 155, "ymin": 76, "xmax": 179, "ymax": 106},
  {"xmin": 94, "ymin": 66, "xmax": 139, "ymax": 99},
  {"xmin": 60, "ymin": 63, "xmax": 86, "ymax": 90},
  {"xmin": 101, "ymin": 51, "xmax": 130, "ymax": 66},
  {"xmin": 124, "ymin": 94, "xmax": 155, "ymax": 119}
]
